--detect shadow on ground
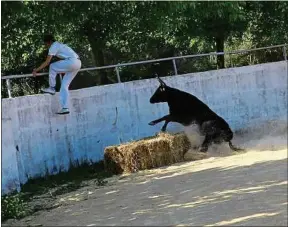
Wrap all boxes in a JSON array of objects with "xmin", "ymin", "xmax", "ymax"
[{"xmin": 6, "ymin": 150, "xmax": 287, "ymax": 226}]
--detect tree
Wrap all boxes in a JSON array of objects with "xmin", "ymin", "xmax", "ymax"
[
  {"xmin": 167, "ymin": 1, "xmax": 249, "ymax": 69},
  {"xmin": 246, "ymin": 1, "xmax": 288, "ymax": 63},
  {"xmin": 3, "ymin": 1, "xmax": 286, "ymax": 98}
]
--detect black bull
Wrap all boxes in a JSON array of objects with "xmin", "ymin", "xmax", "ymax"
[{"xmin": 148, "ymin": 76, "xmax": 244, "ymax": 153}]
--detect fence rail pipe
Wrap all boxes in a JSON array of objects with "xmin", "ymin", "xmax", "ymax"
[{"xmin": 1, "ymin": 44, "xmax": 287, "ymax": 81}]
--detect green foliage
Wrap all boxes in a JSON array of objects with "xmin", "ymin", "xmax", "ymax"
[
  {"xmin": 247, "ymin": 2, "xmax": 288, "ymax": 46},
  {"xmin": 1, "ymin": 1, "xmax": 288, "ymax": 97},
  {"xmin": 1, "ymin": 193, "xmax": 29, "ymax": 221},
  {"xmin": 245, "ymin": 1, "xmax": 288, "ymax": 63}
]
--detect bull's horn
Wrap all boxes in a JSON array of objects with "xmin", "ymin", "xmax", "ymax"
[{"xmin": 156, "ymin": 75, "xmax": 166, "ymax": 86}]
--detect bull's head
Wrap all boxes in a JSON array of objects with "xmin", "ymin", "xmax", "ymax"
[{"xmin": 150, "ymin": 76, "xmax": 168, "ymax": 104}]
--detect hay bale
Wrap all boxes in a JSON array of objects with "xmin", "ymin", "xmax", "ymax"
[{"xmin": 104, "ymin": 132, "xmax": 190, "ymax": 174}]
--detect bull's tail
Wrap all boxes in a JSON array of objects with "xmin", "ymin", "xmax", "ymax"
[{"xmin": 229, "ymin": 141, "xmax": 245, "ymax": 152}]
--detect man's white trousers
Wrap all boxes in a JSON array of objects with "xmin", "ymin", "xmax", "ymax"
[{"xmin": 49, "ymin": 58, "xmax": 81, "ymax": 109}]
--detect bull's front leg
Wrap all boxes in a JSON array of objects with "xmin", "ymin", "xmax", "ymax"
[{"xmin": 149, "ymin": 115, "xmax": 171, "ymax": 132}]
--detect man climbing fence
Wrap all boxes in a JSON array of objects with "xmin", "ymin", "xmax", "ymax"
[{"xmin": 32, "ymin": 34, "xmax": 82, "ymax": 115}]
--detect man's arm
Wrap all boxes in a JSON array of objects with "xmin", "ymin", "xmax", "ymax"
[{"xmin": 32, "ymin": 55, "xmax": 53, "ymax": 76}]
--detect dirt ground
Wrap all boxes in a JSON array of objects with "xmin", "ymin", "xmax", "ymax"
[{"xmin": 4, "ymin": 127, "xmax": 288, "ymax": 226}]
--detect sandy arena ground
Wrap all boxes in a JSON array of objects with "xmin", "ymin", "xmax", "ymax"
[{"xmin": 4, "ymin": 126, "xmax": 288, "ymax": 226}]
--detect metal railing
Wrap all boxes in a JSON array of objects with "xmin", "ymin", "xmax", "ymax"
[{"xmin": 2, "ymin": 43, "xmax": 287, "ymax": 98}]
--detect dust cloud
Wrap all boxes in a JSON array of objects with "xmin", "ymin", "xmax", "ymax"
[{"xmin": 183, "ymin": 119, "xmax": 287, "ymax": 158}]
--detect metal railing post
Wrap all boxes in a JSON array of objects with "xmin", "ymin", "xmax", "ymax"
[
  {"xmin": 172, "ymin": 59, "xmax": 178, "ymax": 75},
  {"xmin": 283, "ymin": 45, "xmax": 287, "ymax": 61},
  {"xmin": 115, "ymin": 66, "xmax": 121, "ymax": 83},
  {"xmin": 6, "ymin": 79, "xmax": 12, "ymax": 98}
]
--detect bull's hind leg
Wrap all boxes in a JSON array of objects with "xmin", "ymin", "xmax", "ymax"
[
  {"xmin": 199, "ymin": 135, "xmax": 213, "ymax": 153},
  {"xmin": 219, "ymin": 128, "xmax": 245, "ymax": 151},
  {"xmin": 199, "ymin": 120, "xmax": 221, "ymax": 152}
]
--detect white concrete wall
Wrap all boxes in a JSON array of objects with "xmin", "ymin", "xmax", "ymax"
[{"xmin": 2, "ymin": 61, "xmax": 287, "ymax": 195}]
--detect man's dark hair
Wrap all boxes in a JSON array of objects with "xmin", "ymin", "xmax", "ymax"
[{"xmin": 43, "ymin": 34, "xmax": 56, "ymax": 43}]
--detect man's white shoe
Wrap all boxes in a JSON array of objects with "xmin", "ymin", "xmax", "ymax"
[
  {"xmin": 57, "ymin": 108, "xmax": 70, "ymax": 115},
  {"xmin": 41, "ymin": 87, "xmax": 56, "ymax": 95}
]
